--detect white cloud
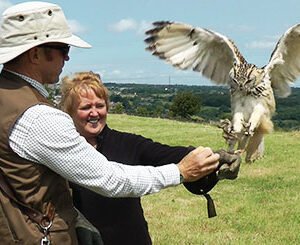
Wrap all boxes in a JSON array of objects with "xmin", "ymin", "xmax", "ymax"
[
  {"xmin": 135, "ymin": 69, "xmax": 145, "ymax": 74},
  {"xmin": 137, "ymin": 20, "xmax": 152, "ymax": 35},
  {"xmin": 0, "ymin": 0, "xmax": 11, "ymax": 14},
  {"xmin": 109, "ymin": 18, "xmax": 152, "ymax": 35},
  {"xmin": 67, "ymin": 19, "xmax": 87, "ymax": 34},
  {"xmin": 109, "ymin": 19, "xmax": 137, "ymax": 32},
  {"xmin": 95, "ymin": 70, "xmax": 105, "ymax": 76},
  {"xmin": 264, "ymin": 34, "xmax": 281, "ymax": 40},
  {"xmin": 246, "ymin": 40, "xmax": 276, "ymax": 49},
  {"xmin": 246, "ymin": 34, "xmax": 280, "ymax": 49},
  {"xmin": 228, "ymin": 24, "xmax": 255, "ymax": 33},
  {"xmin": 112, "ymin": 69, "xmax": 121, "ymax": 75}
]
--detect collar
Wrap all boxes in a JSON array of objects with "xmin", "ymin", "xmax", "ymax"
[
  {"xmin": 2, "ymin": 69, "xmax": 49, "ymax": 98},
  {"xmin": 96, "ymin": 124, "xmax": 109, "ymax": 146}
]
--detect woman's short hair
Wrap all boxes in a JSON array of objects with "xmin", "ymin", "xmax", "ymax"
[{"xmin": 59, "ymin": 71, "xmax": 110, "ymax": 115}]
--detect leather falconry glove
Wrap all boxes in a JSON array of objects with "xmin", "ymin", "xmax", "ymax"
[
  {"xmin": 183, "ymin": 149, "xmax": 241, "ymax": 218},
  {"xmin": 215, "ymin": 149, "xmax": 241, "ymax": 180}
]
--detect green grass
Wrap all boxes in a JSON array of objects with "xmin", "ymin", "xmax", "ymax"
[{"xmin": 107, "ymin": 114, "xmax": 300, "ymax": 245}]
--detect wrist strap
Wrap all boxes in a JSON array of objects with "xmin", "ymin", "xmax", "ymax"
[{"xmin": 203, "ymin": 193, "xmax": 217, "ymax": 218}]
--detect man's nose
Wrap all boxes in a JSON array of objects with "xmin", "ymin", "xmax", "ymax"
[{"xmin": 64, "ymin": 54, "xmax": 70, "ymax": 61}]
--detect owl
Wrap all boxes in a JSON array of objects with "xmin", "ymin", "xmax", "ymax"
[{"xmin": 145, "ymin": 21, "xmax": 300, "ymax": 162}]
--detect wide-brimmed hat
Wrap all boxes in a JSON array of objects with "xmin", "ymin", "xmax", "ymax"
[{"xmin": 0, "ymin": 1, "xmax": 91, "ymax": 64}]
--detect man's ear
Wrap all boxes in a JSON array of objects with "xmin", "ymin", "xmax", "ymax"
[{"xmin": 28, "ymin": 47, "xmax": 41, "ymax": 64}]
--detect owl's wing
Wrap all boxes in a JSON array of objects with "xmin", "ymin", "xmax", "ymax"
[
  {"xmin": 145, "ymin": 21, "xmax": 240, "ymax": 85},
  {"xmin": 265, "ymin": 23, "xmax": 300, "ymax": 97}
]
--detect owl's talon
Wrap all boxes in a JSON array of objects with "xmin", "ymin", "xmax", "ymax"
[{"xmin": 244, "ymin": 130, "xmax": 254, "ymax": 137}]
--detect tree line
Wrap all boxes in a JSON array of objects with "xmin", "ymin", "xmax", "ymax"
[{"xmin": 47, "ymin": 82, "xmax": 300, "ymax": 131}]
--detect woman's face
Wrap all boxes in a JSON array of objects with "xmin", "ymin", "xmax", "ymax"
[{"xmin": 72, "ymin": 88, "xmax": 108, "ymax": 142}]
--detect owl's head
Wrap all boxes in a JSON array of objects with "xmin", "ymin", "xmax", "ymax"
[{"xmin": 229, "ymin": 61, "xmax": 264, "ymax": 91}]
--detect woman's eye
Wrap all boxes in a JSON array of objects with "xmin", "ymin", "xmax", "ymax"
[{"xmin": 80, "ymin": 106, "xmax": 91, "ymax": 110}]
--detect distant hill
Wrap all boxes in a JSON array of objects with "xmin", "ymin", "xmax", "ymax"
[{"xmin": 105, "ymin": 83, "xmax": 300, "ymax": 130}]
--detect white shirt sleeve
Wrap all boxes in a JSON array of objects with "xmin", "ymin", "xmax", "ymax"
[{"xmin": 9, "ymin": 105, "xmax": 181, "ymax": 197}]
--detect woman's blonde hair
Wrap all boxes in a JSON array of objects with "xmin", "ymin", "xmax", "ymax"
[{"xmin": 59, "ymin": 71, "xmax": 110, "ymax": 115}]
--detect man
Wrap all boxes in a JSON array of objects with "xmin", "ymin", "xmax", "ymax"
[
  {"xmin": 0, "ymin": 2, "xmax": 226, "ymax": 244},
  {"xmin": 0, "ymin": 2, "xmax": 239, "ymax": 244}
]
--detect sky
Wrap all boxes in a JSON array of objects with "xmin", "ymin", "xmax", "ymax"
[{"xmin": 1, "ymin": 0, "xmax": 300, "ymax": 86}]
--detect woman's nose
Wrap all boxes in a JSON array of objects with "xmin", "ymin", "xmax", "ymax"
[{"xmin": 89, "ymin": 108, "xmax": 98, "ymax": 116}]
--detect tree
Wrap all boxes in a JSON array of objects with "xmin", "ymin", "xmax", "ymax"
[
  {"xmin": 136, "ymin": 106, "xmax": 149, "ymax": 117},
  {"xmin": 44, "ymin": 84, "xmax": 55, "ymax": 102},
  {"xmin": 110, "ymin": 102, "xmax": 125, "ymax": 114},
  {"xmin": 44, "ymin": 84, "xmax": 61, "ymax": 106},
  {"xmin": 170, "ymin": 91, "xmax": 201, "ymax": 119}
]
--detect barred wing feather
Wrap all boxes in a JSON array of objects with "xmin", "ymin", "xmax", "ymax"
[
  {"xmin": 265, "ymin": 23, "xmax": 300, "ymax": 97},
  {"xmin": 145, "ymin": 21, "xmax": 239, "ymax": 85}
]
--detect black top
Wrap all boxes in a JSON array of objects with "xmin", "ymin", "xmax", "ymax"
[{"xmin": 71, "ymin": 125, "xmax": 217, "ymax": 245}]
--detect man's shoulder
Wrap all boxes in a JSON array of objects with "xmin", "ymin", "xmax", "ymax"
[{"xmin": 24, "ymin": 104, "xmax": 72, "ymax": 122}]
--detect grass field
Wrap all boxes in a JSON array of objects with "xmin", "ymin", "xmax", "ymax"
[{"xmin": 107, "ymin": 114, "xmax": 300, "ymax": 245}]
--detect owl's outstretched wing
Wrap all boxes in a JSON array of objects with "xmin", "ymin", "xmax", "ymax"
[
  {"xmin": 145, "ymin": 21, "xmax": 242, "ymax": 85},
  {"xmin": 265, "ymin": 23, "xmax": 300, "ymax": 97}
]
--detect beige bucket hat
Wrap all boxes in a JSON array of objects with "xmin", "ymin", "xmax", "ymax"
[{"xmin": 0, "ymin": 1, "xmax": 91, "ymax": 64}]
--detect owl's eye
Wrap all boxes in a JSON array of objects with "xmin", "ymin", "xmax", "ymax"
[
  {"xmin": 245, "ymin": 76, "xmax": 256, "ymax": 84},
  {"xmin": 232, "ymin": 77, "xmax": 238, "ymax": 84}
]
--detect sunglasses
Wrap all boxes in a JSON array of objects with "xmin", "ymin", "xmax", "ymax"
[{"xmin": 39, "ymin": 44, "xmax": 70, "ymax": 57}]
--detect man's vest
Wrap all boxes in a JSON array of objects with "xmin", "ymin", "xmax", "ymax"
[{"xmin": 0, "ymin": 70, "xmax": 78, "ymax": 244}]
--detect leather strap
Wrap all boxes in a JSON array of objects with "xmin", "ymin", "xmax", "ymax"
[
  {"xmin": 0, "ymin": 171, "xmax": 55, "ymax": 228},
  {"xmin": 203, "ymin": 193, "xmax": 217, "ymax": 218}
]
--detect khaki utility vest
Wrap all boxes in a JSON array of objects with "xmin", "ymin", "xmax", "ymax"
[{"xmin": 0, "ymin": 70, "xmax": 78, "ymax": 244}]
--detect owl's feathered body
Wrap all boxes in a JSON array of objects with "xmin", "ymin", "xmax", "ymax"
[{"xmin": 145, "ymin": 21, "xmax": 300, "ymax": 162}]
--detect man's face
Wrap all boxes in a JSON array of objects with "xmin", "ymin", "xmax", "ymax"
[{"xmin": 38, "ymin": 43, "xmax": 70, "ymax": 84}]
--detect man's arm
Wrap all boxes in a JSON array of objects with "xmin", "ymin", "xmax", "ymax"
[
  {"xmin": 98, "ymin": 126, "xmax": 220, "ymax": 198},
  {"xmin": 9, "ymin": 105, "xmax": 219, "ymax": 197}
]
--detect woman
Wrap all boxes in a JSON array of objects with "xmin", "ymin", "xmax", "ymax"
[{"xmin": 59, "ymin": 71, "xmax": 235, "ymax": 245}]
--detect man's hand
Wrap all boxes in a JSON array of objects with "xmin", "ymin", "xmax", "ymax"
[
  {"xmin": 177, "ymin": 146, "xmax": 219, "ymax": 182},
  {"xmin": 215, "ymin": 149, "xmax": 241, "ymax": 180}
]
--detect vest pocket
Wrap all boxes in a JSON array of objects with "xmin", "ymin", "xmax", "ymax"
[
  {"xmin": 0, "ymin": 191, "xmax": 43, "ymax": 244},
  {"xmin": 0, "ymin": 202, "xmax": 21, "ymax": 243}
]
